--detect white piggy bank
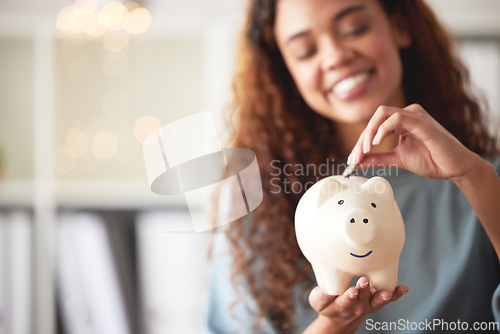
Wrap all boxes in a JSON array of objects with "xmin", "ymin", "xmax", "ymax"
[{"xmin": 295, "ymin": 175, "xmax": 405, "ymax": 296}]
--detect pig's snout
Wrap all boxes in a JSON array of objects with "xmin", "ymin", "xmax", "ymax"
[{"xmin": 344, "ymin": 210, "xmax": 375, "ymax": 246}]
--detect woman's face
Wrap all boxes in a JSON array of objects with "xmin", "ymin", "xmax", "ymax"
[{"xmin": 274, "ymin": 0, "xmax": 411, "ymax": 124}]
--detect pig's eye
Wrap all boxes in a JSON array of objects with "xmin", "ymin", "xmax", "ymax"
[
  {"xmin": 371, "ymin": 202, "xmax": 377, "ymax": 208},
  {"xmin": 338, "ymin": 200, "xmax": 344, "ymax": 205}
]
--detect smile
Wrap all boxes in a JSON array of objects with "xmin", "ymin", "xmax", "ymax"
[
  {"xmin": 332, "ymin": 71, "xmax": 370, "ymax": 94},
  {"xmin": 350, "ymin": 250, "xmax": 373, "ymax": 258},
  {"xmin": 328, "ymin": 70, "xmax": 374, "ymax": 101}
]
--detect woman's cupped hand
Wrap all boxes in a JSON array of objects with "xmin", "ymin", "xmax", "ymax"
[{"xmin": 307, "ymin": 277, "xmax": 408, "ymax": 334}]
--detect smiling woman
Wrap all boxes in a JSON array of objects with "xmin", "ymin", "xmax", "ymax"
[
  {"xmin": 274, "ymin": 0, "xmax": 410, "ymax": 125},
  {"xmin": 205, "ymin": 0, "xmax": 500, "ymax": 333}
]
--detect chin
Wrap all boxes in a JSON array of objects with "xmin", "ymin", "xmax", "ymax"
[{"xmin": 321, "ymin": 106, "xmax": 374, "ymax": 124}]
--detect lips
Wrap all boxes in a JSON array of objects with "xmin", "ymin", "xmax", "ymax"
[
  {"xmin": 327, "ymin": 69, "xmax": 374, "ymax": 101},
  {"xmin": 350, "ymin": 250, "xmax": 373, "ymax": 258}
]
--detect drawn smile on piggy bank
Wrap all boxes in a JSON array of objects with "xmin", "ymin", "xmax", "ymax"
[{"xmin": 350, "ymin": 250, "xmax": 373, "ymax": 258}]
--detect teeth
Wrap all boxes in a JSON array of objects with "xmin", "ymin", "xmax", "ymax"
[{"xmin": 332, "ymin": 72, "xmax": 370, "ymax": 94}]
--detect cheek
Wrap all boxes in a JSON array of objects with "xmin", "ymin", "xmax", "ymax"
[
  {"xmin": 367, "ymin": 37, "xmax": 403, "ymax": 82},
  {"xmin": 291, "ymin": 63, "xmax": 322, "ymax": 100}
]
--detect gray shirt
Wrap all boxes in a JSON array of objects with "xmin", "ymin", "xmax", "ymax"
[{"xmin": 206, "ymin": 157, "xmax": 500, "ymax": 333}]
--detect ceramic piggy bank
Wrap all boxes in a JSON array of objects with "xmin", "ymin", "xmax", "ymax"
[{"xmin": 295, "ymin": 175, "xmax": 405, "ymax": 295}]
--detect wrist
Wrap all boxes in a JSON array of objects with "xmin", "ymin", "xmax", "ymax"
[
  {"xmin": 306, "ymin": 314, "xmax": 363, "ymax": 334},
  {"xmin": 450, "ymin": 154, "xmax": 492, "ymax": 189}
]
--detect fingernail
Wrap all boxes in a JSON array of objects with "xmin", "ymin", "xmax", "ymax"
[
  {"xmin": 349, "ymin": 291, "xmax": 359, "ymax": 299},
  {"xmin": 363, "ymin": 140, "xmax": 369, "ymax": 154},
  {"xmin": 382, "ymin": 294, "xmax": 392, "ymax": 301},
  {"xmin": 347, "ymin": 153, "xmax": 353, "ymax": 165},
  {"xmin": 372, "ymin": 133, "xmax": 380, "ymax": 145},
  {"xmin": 360, "ymin": 281, "xmax": 369, "ymax": 288},
  {"xmin": 351, "ymin": 152, "xmax": 359, "ymax": 165}
]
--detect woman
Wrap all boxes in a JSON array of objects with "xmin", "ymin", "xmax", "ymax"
[{"xmin": 206, "ymin": 0, "xmax": 500, "ymax": 333}]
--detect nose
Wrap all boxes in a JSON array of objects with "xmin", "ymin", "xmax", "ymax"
[
  {"xmin": 344, "ymin": 210, "xmax": 375, "ymax": 246},
  {"xmin": 320, "ymin": 36, "xmax": 355, "ymax": 71}
]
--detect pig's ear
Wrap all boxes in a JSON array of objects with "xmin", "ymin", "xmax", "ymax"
[
  {"xmin": 362, "ymin": 176, "xmax": 394, "ymax": 201},
  {"xmin": 316, "ymin": 177, "xmax": 344, "ymax": 207}
]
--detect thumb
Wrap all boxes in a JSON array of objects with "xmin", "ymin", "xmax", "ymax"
[{"xmin": 356, "ymin": 151, "xmax": 402, "ymax": 170}]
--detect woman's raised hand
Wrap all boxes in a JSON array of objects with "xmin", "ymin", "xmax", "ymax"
[
  {"xmin": 348, "ymin": 104, "xmax": 483, "ymax": 181},
  {"xmin": 304, "ymin": 277, "xmax": 408, "ymax": 334}
]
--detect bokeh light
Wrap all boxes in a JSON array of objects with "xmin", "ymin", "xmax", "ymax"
[
  {"xmin": 99, "ymin": 2, "xmax": 128, "ymax": 31},
  {"xmin": 74, "ymin": 0, "xmax": 97, "ymax": 15},
  {"xmin": 124, "ymin": 2, "xmax": 140, "ymax": 11},
  {"xmin": 64, "ymin": 128, "xmax": 89, "ymax": 159},
  {"xmin": 57, "ymin": 0, "xmax": 151, "ymax": 37},
  {"xmin": 56, "ymin": 6, "xmax": 86, "ymax": 35},
  {"xmin": 84, "ymin": 12, "xmax": 106, "ymax": 37},
  {"xmin": 134, "ymin": 116, "xmax": 162, "ymax": 144},
  {"xmin": 124, "ymin": 7, "xmax": 152, "ymax": 35},
  {"xmin": 103, "ymin": 30, "xmax": 130, "ymax": 53},
  {"xmin": 92, "ymin": 129, "xmax": 118, "ymax": 159}
]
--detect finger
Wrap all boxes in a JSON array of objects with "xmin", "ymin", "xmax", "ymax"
[
  {"xmin": 370, "ymin": 290, "xmax": 393, "ymax": 310},
  {"xmin": 356, "ymin": 151, "xmax": 402, "ymax": 170},
  {"xmin": 356, "ymin": 277, "xmax": 371, "ymax": 303},
  {"xmin": 348, "ymin": 129, "xmax": 366, "ymax": 166},
  {"xmin": 334, "ymin": 287, "xmax": 361, "ymax": 312},
  {"xmin": 380, "ymin": 106, "xmax": 434, "ymax": 144},
  {"xmin": 404, "ymin": 103, "xmax": 426, "ymax": 114},
  {"xmin": 362, "ymin": 105, "xmax": 400, "ymax": 155},
  {"xmin": 308, "ymin": 286, "xmax": 337, "ymax": 313},
  {"xmin": 371, "ymin": 112, "xmax": 408, "ymax": 146},
  {"xmin": 371, "ymin": 110, "xmax": 432, "ymax": 147},
  {"xmin": 403, "ymin": 103, "xmax": 442, "ymax": 140},
  {"xmin": 350, "ymin": 105, "xmax": 400, "ymax": 165},
  {"xmin": 389, "ymin": 285, "xmax": 409, "ymax": 302}
]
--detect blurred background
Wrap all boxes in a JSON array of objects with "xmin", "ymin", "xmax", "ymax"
[{"xmin": 0, "ymin": 0, "xmax": 499, "ymax": 333}]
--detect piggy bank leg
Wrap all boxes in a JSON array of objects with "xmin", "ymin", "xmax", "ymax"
[
  {"xmin": 312, "ymin": 264, "xmax": 352, "ymax": 296},
  {"xmin": 311, "ymin": 263, "xmax": 325, "ymax": 289},
  {"xmin": 368, "ymin": 266, "xmax": 399, "ymax": 292}
]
